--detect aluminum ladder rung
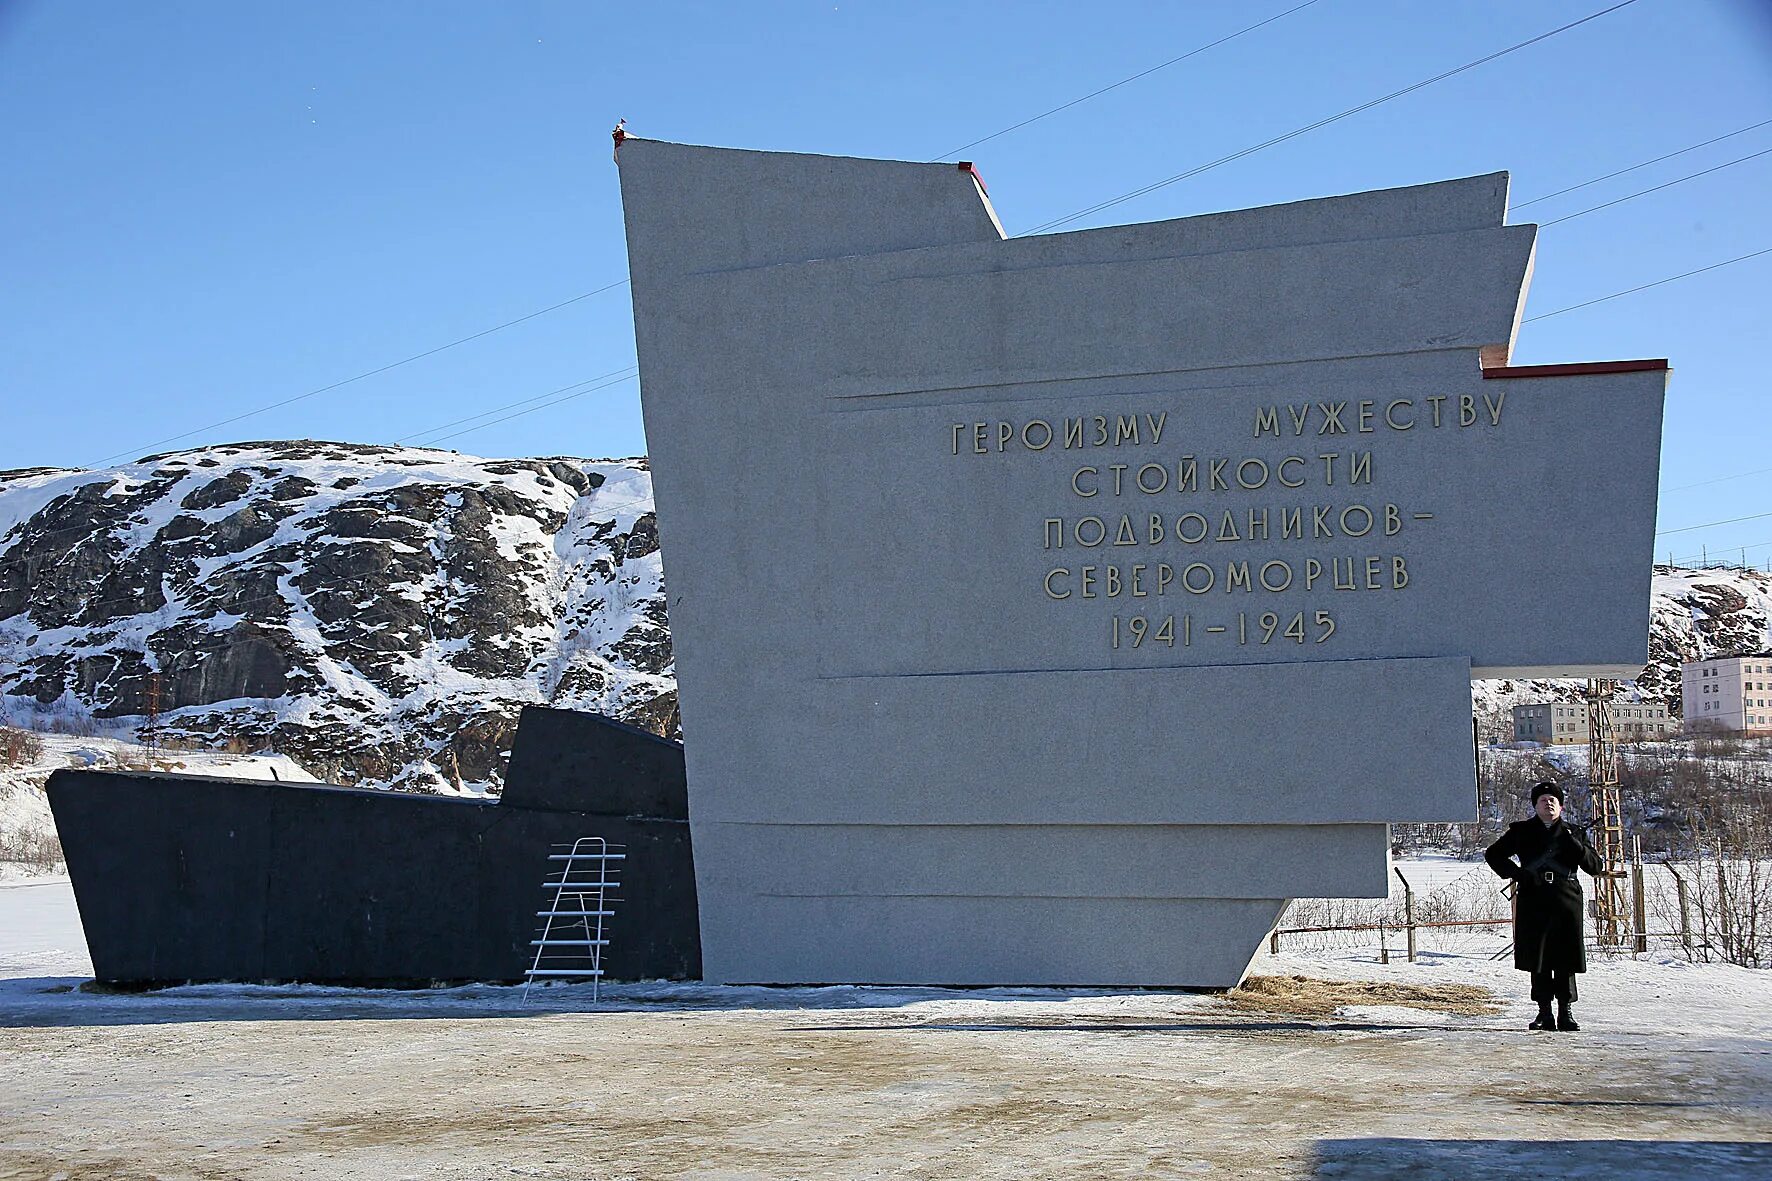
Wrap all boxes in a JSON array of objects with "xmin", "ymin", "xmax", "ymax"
[
  {"xmin": 543, "ymin": 881, "xmax": 620, "ymax": 890},
  {"xmin": 536, "ymin": 909, "xmax": 615, "ymax": 918},
  {"xmin": 531, "ymin": 939, "xmax": 610, "ymax": 946},
  {"xmin": 547, "ymin": 852, "xmax": 625, "ymax": 861},
  {"xmin": 525, "ymin": 969, "xmax": 605, "ymax": 977}
]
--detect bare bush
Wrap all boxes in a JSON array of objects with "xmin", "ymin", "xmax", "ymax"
[
  {"xmin": 1670, "ymin": 836, "xmax": 1771, "ymax": 969},
  {"xmin": 0, "ymin": 824, "xmax": 63, "ymax": 872},
  {"xmin": 0, "ymin": 725, "xmax": 45, "ymax": 768},
  {"xmin": 1693, "ymin": 730, "xmax": 1748, "ymax": 759},
  {"xmin": 112, "ymin": 749, "xmax": 155, "ymax": 772},
  {"xmin": 46, "ymin": 712, "xmax": 97, "ymax": 738}
]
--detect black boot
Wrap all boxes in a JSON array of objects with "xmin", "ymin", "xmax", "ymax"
[
  {"xmin": 1529, "ymin": 1003, "xmax": 1555, "ymax": 1030},
  {"xmin": 1557, "ymin": 1003, "xmax": 1580, "ymax": 1032}
]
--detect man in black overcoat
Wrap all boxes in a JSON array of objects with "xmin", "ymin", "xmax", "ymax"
[{"xmin": 1484, "ymin": 780, "xmax": 1605, "ymax": 1031}]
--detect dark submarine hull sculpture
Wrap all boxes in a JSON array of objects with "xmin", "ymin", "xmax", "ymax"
[{"xmin": 46, "ymin": 706, "xmax": 701, "ymax": 986}]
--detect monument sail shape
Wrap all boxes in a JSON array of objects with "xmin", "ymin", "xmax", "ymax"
[{"xmin": 617, "ymin": 139, "xmax": 1667, "ymax": 986}]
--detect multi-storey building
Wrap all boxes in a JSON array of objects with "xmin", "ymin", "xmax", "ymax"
[
  {"xmin": 1512, "ymin": 700, "xmax": 1672, "ymax": 744},
  {"xmin": 1682, "ymin": 652, "xmax": 1772, "ymax": 736}
]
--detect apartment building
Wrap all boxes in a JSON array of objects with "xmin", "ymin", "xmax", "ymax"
[
  {"xmin": 1512, "ymin": 700, "xmax": 1672, "ymax": 745},
  {"xmin": 1683, "ymin": 652, "xmax": 1772, "ymax": 737}
]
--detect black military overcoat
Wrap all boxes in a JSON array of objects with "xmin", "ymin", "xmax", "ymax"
[{"xmin": 1484, "ymin": 817, "xmax": 1605, "ymax": 974}]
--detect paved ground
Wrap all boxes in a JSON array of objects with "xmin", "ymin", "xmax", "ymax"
[
  {"xmin": 4, "ymin": 877, "xmax": 1768, "ymax": 1179},
  {"xmin": 1, "ymin": 976, "xmax": 1769, "ymax": 1181}
]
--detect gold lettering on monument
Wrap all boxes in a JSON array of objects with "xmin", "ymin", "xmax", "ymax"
[{"xmin": 947, "ymin": 392, "xmax": 1497, "ymax": 649}]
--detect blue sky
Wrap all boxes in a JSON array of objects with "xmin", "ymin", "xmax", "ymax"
[{"xmin": 2, "ymin": 0, "xmax": 1768, "ymax": 563}]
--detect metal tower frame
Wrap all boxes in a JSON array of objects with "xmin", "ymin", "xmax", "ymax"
[{"xmin": 1586, "ymin": 678, "xmax": 1630, "ymax": 945}]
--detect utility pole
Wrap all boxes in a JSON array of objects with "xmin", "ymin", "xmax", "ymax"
[
  {"xmin": 1586, "ymin": 677, "xmax": 1629, "ymax": 946},
  {"xmin": 143, "ymin": 672, "xmax": 162, "ymax": 769}
]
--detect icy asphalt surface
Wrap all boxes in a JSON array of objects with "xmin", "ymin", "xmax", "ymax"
[{"xmin": 2, "ymin": 877, "xmax": 1768, "ymax": 1180}]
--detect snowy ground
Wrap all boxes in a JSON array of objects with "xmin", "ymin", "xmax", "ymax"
[
  {"xmin": 2, "ymin": 877, "xmax": 1769, "ymax": 1179},
  {"xmin": 6, "ymin": 729, "xmax": 321, "ymax": 785}
]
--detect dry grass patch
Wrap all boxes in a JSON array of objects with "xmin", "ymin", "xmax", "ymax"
[{"xmin": 1226, "ymin": 974, "xmax": 1500, "ymax": 1018}]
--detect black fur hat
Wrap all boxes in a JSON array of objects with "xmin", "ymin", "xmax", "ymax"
[{"xmin": 1531, "ymin": 780, "xmax": 1564, "ymax": 804}]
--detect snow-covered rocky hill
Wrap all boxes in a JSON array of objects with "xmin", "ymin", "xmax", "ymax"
[
  {"xmin": 3, "ymin": 441, "xmax": 1770, "ymax": 799},
  {"xmin": 0, "ymin": 442, "xmax": 671, "ymax": 794}
]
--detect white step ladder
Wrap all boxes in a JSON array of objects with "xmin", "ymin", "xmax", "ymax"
[{"xmin": 523, "ymin": 836, "xmax": 624, "ymax": 1002}]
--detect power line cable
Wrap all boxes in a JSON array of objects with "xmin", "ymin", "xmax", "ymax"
[
  {"xmin": 1536, "ymin": 144, "xmax": 1772, "ymax": 228},
  {"xmin": 425, "ymin": 373, "xmax": 639, "ymax": 446},
  {"xmin": 929, "ymin": 0, "xmax": 1327, "ymax": 161},
  {"xmin": 85, "ymin": 280, "xmax": 633, "ymax": 469},
  {"xmin": 1521, "ymin": 244, "xmax": 1772, "ymax": 323},
  {"xmin": 394, "ymin": 366, "xmax": 639, "ymax": 446},
  {"xmin": 1664, "ymin": 466, "xmax": 1772, "ymax": 494},
  {"xmin": 1656, "ymin": 510, "xmax": 1772, "ymax": 537},
  {"xmin": 1019, "ymin": 0, "xmax": 1643, "ymax": 235},
  {"xmin": 1513, "ymin": 117, "xmax": 1772, "ymax": 209},
  {"xmin": 75, "ymin": 7, "xmax": 1315, "ymax": 465}
]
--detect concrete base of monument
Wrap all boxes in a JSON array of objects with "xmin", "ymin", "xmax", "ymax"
[
  {"xmin": 696, "ymin": 824, "xmax": 1396, "ymax": 987},
  {"xmin": 705, "ymin": 895, "xmax": 1289, "ymax": 988}
]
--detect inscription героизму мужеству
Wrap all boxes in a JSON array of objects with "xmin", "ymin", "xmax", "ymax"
[{"xmin": 948, "ymin": 393, "xmax": 1509, "ymax": 649}]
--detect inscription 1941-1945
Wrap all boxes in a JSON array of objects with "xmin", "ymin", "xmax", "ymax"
[{"xmin": 947, "ymin": 395, "xmax": 1509, "ymax": 649}]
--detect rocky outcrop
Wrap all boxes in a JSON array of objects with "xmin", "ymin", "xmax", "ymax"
[{"xmin": 0, "ymin": 443, "xmax": 673, "ymax": 794}]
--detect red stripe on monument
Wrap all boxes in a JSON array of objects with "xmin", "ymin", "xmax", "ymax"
[{"xmin": 1481, "ymin": 358, "xmax": 1670, "ymax": 379}]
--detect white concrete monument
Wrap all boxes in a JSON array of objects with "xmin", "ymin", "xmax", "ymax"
[{"xmin": 617, "ymin": 139, "xmax": 1668, "ymax": 986}]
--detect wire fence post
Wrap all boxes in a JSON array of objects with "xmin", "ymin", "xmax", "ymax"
[
  {"xmin": 1631, "ymin": 836, "xmax": 1647, "ymax": 955},
  {"xmin": 1668, "ymin": 862, "xmax": 1693, "ymax": 954},
  {"xmin": 1716, "ymin": 850, "xmax": 1733, "ymax": 963},
  {"xmin": 1394, "ymin": 866, "xmax": 1416, "ymax": 963},
  {"xmin": 1696, "ymin": 851, "xmax": 1713, "ymax": 963}
]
